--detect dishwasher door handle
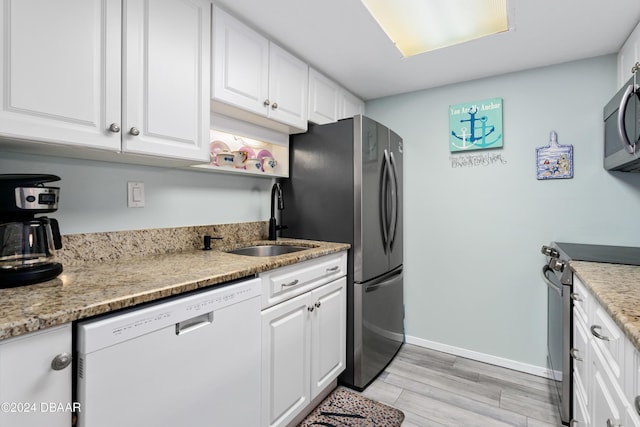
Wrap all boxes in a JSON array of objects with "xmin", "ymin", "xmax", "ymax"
[{"xmin": 175, "ymin": 312, "xmax": 213, "ymax": 335}]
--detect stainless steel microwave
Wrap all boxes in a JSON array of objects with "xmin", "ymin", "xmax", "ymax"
[{"xmin": 604, "ymin": 73, "xmax": 640, "ymax": 172}]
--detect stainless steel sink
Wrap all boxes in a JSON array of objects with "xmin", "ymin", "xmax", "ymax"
[{"xmin": 225, "ymin": 244, "xmax": 310, "ymax": 257}]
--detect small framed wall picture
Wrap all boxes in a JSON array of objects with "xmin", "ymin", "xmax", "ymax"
[
  {"xmin": 536, "ymin": 131, "xmax": 573, "ymax": 180},
  {"xmin": 449, "ymin": 97, "xmax": 503, "ymax": 152}
]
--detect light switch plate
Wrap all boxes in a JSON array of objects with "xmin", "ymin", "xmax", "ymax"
[{"xmin": 127, "ymin": 182, "xmax": 145, "ymax": 208}]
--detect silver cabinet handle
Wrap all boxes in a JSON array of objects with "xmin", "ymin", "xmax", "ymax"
[
  {"xmin": 129, "ymin": 127, "xmax": 140, "ymax": 136},
  {"xmin": 570, "ymin": 292, "xmax": 582, "ymax": 301},
  {"xmin": 326, "ymin": 266, "xmax": 340, "ymax": 272},
  {"xmin": 263, "ymin": 99, "xmax": 270, "ymax": 106},
  {"xmin": 271, "ymin": 102, "xmax": 278, "ymax": 110},
  {"xmin": 635, "ymin": 396, "xmax": 640, "ymax": 416},
  {"xmin": 109, "ymin": 123, "xmax": 121, "ymax": 133},
  {"xmin": 51, "ymin": 352, "xmax": 72, "ymax": 370},
  {"xmin": 308, "ymin": 305, "xmax": 314, "ymax": 312},
  {"xmin": 282, "ymin": 279, "xmax": 299, "ymax": 287},
  {"xmin": 570, "ymin": 348, "xmax": 583, "ymax": 362},
  {"xmin": 315, "ymin": 301, "xmax": 321, "ymax": 309},
  {"xmin": 590, "ymin": 325, "xmax": 609, "ymax": 341}
]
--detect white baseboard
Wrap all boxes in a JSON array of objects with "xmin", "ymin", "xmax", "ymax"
[{"xmin": 405, "ymin": 335, "xmax": 555, "ymax": 379}]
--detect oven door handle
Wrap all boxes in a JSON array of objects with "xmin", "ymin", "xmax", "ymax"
[{"xmin": 541, "ymin": 265, "xmax": 563, "ymax": 296}]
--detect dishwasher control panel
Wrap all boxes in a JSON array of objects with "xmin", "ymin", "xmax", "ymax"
[{"xmin": 77, "ymin": 278, "xmax": 260, "ymax": 354}]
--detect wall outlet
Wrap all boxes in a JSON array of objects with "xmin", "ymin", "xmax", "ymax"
[{"xmin": 127, "ymin": 182, "xmax": 145, "ymax": 208}]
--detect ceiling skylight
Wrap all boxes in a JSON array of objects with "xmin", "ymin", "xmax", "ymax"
[{"xmin": 360, "ymin": 0, "xmax": 510, "ymax": 57}]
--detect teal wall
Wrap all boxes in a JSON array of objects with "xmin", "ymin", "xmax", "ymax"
[
  {"xmin": 0, "ymin": 151, "xmax": 273, "ymax": 235},
  {"xmin": 365, "ymin": 55, "xmax": 640, "ymax": 371}
]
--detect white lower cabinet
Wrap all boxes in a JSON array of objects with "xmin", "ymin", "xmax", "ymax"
[
  {"xmin": 573, "ymin": 276, "xmax": 640, "ymax": 426},
  {"xmin": 0, "ymin": 324, "xmax": 73, "ymax": 427},
  {"xmin": 260, "ymin": 253, "xmax": 346, "ymax": 427}
]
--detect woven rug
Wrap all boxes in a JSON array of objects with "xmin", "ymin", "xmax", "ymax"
[{"xmin": 298, "ymin": 387, "xmax": 404, "ymax": 427}]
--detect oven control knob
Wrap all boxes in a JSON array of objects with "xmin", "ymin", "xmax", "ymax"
[
  {"xmin": 541, "ymin": 245, "xmax": 560, "ymax": 258},
  {"xmin": 548, "ymin": 258, "xmax": 565, "ymax": 272}
]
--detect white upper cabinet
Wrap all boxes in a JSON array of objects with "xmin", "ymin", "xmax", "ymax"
[
  {"xmin": 0, "ymin": 0, "xmax": 210, "ymax": 163},
  {"xmin": 341, "ymin": 89, "xmax": 365, "ymax": 119},
  {"xmin": 618, "ymin": 21, "xmax": 640, "ymax": 89},
  {"xmin": 308, "ymin": 68, "xmax": 340, "ymax": 125},
  {"xmin": 122, "ymin": 0, "xmax": 211, "ymax": 161},
  {"xmin": 308, "ymin": 67, "xmax": 364, "ymax": 125},
  {"xmin": 0, "ymin": 0, "xmax": 121, "ymax": 151},
  {"xmin": 212, "ymin": 6, "xmax": 308, "ymax": 133}
]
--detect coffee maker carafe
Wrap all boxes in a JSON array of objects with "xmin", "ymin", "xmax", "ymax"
[{"xmin": 0, "ymin": 174, "xmax": 63, "ymax": 287}]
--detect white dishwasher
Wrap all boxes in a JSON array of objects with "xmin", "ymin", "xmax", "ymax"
[{"xmin": 76, "ymin": 277, "xmax": 261, "ymax": 427}]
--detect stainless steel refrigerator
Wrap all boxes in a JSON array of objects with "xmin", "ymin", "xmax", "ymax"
[{"xmin": 280, "ymin": 115, "xmax": 404, "ymax": 390}]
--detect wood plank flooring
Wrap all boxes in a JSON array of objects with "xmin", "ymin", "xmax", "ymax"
[{"xmin": 356, "ymin": 344, "xmax": 563, "ymax": 427}]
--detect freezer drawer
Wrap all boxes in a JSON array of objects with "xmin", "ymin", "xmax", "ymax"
[{"xmin": 353, "ymin": 267, "xmax": 404, "ymax": 389}]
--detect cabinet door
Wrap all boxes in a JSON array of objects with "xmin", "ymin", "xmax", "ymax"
[
  {"xmin": 592, "ymin": 344, "xmax": 626, "ymax": 427},
  {"xmin": 0, "ymin": 0, "xmax": 121, "ymax": 151},
  {"xmin": 340, "ymin": 90, "xmax": 365, "ymax": 119},
  {"xmin": 618, "ymin": 21, "xmax": 640, "ymax": 89},
  {"xmin": 212, "ymin": 6, "xmax": 269, "ymax": 117},
  {"xmin": 308, "ymin": 68, "xmax": 340, "ymax": 125},
  {"xmin": 0, "ymin": 325, "xmax": 72, "ymax": 427},
  {"xmin": 574, "ymin": 313, "xmax": 590, "ymax": 407},
  {"xmin": 123, "ymin": 0, "xmax": 210, "ymax": 162},
  {"xmin": 268, "ymin": 42, "xmax": 308, "ymax": 130},
  {"xmin": 310, "ymin": 277, "xmax": 346, "ymax": 398},
  {"xmin": 261, "ymin": 292, "xmax": 311, "ymax": 427},
  {"xmin": 574, "ymin": 376, "xmax": 591, "ymax": 427}
]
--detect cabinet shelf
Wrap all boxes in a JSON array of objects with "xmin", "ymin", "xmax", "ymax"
[{"xmin": 190, "ymin": 115, "xmax": 289, "ymax": 178}]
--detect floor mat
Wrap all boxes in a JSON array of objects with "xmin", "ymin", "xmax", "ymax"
[{"xmin": 298, "ymin": 387, "xmax": 404, "ymax": 427}]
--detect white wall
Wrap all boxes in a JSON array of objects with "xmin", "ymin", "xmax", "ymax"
[
  {"xmin": 0, "ymin": 151, "xmax": 274, "ymax": 235},
  {"xmin": 365, "ymin": 55, "xmax": 640, "ymax": 372}
]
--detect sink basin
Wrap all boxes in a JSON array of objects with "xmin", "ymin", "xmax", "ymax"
[{"xmin": 226, "ymin": 244, "xmax": 310, "ymax": 257}]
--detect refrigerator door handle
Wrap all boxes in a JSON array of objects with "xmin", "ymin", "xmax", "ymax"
[
  {"xmin": 380, "ymin": 150, "xmax": 390, "ymax": 249},
  {"xmin": 388, "ymin": 151, "xmax": 399, "ymax": 249}
]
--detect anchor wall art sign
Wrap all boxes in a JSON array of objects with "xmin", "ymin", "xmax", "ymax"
[{"xmin": 449, "ymin": 97, "xmax": 503, "ymax": 152}]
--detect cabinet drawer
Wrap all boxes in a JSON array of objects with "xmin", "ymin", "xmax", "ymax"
[
  {"xmin": 591, "ymin": 304, "xmax": 625, "ymax": 382},
  {"xmin": 260, "ymin": 252, "xmax": 346, "ymax": 309}
]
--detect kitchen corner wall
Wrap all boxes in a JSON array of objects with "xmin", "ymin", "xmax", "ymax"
[
  {"xmin": 0, "ymin": 152, "xmax": 273, "ymax": 235},
  {"xmin": 365, "ymin": 54, "xmax": 640, "ymax": 373}
]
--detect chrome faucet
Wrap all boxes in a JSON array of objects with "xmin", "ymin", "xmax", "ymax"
[{"xmin": 268, "ymin": 183, "xmax": 286, "ymax": 240}]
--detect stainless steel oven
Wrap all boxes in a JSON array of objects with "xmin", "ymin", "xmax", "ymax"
[
  {"xmin": 540, "ymin": 242, "xmax": 640, "ymax": 426},
  {"xmin": 541, "ymin": 244, "xmax": 572, "ymax": 426}
]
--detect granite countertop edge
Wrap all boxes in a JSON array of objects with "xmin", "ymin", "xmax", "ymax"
[
  {"xmin": 570, "ymin": 260, "xmax": 640, "ymax": 353},
  {"xmin": 0, "ymin": 239, "xmax": 350, "ymax": 341}
]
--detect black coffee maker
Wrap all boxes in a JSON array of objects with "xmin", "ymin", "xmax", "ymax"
[{"xmin": 0, "ymin": 174, "xmax": 63, "ymax": 287}]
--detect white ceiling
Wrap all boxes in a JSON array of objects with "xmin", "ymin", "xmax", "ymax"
[{"xmin": 213, "ymin": 0, "xmax": 640, "ymax": 101}]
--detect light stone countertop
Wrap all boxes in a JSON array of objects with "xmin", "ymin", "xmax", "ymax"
[
  {"xmin": 570, "ymin": 260, "xmax": 640, "ymax": 352},
  {"xmin": 0, "ymin": 238, "xmax": 349, "ymax": 341}
]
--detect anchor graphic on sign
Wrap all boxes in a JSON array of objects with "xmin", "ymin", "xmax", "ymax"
[{"xmin": 451, "ymin": 106, "xmax": 502, "ymax": 150}]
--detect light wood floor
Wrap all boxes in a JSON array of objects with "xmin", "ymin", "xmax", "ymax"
[{"xmin": 357, "ymin": 343, "xmax": 563, "ymax": 427}]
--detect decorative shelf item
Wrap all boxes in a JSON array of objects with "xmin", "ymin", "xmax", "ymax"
[{"xmin": 191, "ymin": 113, "xmax": 289, "ymax": 178}]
